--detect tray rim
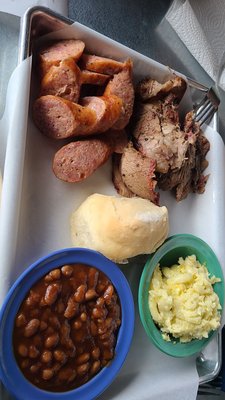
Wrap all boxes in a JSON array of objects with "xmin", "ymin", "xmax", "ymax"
[
  {"xmin": 18, "ymin": 5, "xmax": 74, "ymax": 63},
  {"xmin": 16, "ymin": 5, "xmax": 222, "ymax": 387}
]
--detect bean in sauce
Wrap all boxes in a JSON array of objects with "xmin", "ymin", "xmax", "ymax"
[{"xmin": 13, "ymin": 264, "xmax": 121, "ymax": 392}]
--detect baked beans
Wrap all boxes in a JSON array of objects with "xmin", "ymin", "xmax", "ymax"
[{"xmin": 13, "ymin": 264, "xmax": 121, "ymax": 392}]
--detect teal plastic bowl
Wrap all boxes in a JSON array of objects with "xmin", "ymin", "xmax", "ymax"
[{"xmin": 138, "ymin": 234, "xmax": 224, "ymax": 358}]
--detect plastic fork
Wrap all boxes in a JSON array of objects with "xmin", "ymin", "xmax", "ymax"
[{"xmin": 187, "ymin": 78, "xmax": 220, "ymax": 126}]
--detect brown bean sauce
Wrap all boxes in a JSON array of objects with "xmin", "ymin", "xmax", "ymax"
[{"xmin": 13, "ymin": 264, "xmax": 121, "ymax": 392}]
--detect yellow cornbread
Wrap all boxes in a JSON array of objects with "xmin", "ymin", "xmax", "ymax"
[{"xmin": 149, "ymin": 255, "xmax": 222, "ymax": 343}]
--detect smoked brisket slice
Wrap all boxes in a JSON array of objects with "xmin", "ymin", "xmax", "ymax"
[
  {"xmin": 114, "ymin": 75, "xmax": 210, "ymax": 202},
  {"xmin": 136, "ymin": 76, "xmax": 187, "ymax": 103},
  {"xmin": 157, "ymin": 112, "xmax": 210, "ymax": 201},
  {"xmin": 112, "ymin": 153, "xmax": 134, "ymax": 198},
  {"xmin": 119, "ymin": 142, "xmax": 159, "ymax": 204},
  {"xmin": 132, "ymin": 94, "xmax": 188, "ymax": 174}
]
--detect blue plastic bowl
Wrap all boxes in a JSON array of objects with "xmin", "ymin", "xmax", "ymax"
[{"xmin": 0, "ymin": 248, "xmax": 135, "ymax": 400}]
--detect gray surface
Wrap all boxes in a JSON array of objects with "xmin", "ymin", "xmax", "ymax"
[
  {"xmin": 0, "ymin": 12, "xmax": 19, "ymax": 118},
  {"xmin": 68, "ymin": 0, "xmax": 225, "ymax": 141}
]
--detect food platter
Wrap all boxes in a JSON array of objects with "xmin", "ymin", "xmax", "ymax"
[{"xmin": 0, "ymin": 6, "xmax": 224, "ymax": 399}]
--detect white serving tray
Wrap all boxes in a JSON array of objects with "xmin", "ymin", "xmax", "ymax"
[{"xmin": 0, "ymin": 6, "xmax": 225, "ymax": 399}]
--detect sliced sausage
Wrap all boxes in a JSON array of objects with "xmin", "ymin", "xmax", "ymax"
[
  {"xmin": 81, "ymin": 70, "xmax": 110, "ymax": 86},
  {"xmin": 40, "ymin": 58, "xmax": 81, "ymax": 102},
  {"xmin": 52, "ymin": 139, "xmax": 112, "ymax": 182},
  {"xmin": 80, "ymin": 95, "xmax": 122, "ymax": 134},
  {"xmin": 39, "ymin": 39, "xmax": 85, "ymax": 77},
  {"xmin": 33, "ymin": 95, "xmax": 96, "ymax": 139},
  {"xmin": 104, "ymin": 59, "xmax": 134, "ymax": 129},
  {"xmin": 80, "ymin": 54, "xmax": 125, "ymax": 75}
]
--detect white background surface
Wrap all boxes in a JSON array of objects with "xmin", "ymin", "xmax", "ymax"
[{"xmin": 166, "ymin": 0, "xmax": 225, "ymax": 90}]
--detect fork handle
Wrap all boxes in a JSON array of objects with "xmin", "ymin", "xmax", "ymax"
[{"xmin": 187, "ymin": 77, "xmax": 209, "ymax": 92}]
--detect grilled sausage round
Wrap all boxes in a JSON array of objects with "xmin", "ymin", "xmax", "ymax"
[
  {"xmin": 81, "ymin": 70, "xmax": 110, "ymax": 86},
  {"xmin": 104, "ymin": 59, "xmax": 134, "ymax": 129},
  {"xmin": 39, "ymin": 39, "xmax": 85, "ymax": 77},
  {"xmin": 52, "ymin": 139, "xmax": 112, "ymax": 182},
  {"xmin": 80, "ymin": 54, "xmax": 125, "ymax": 75},
  {"xmin": 81, "ymin": 95, "xmax": 122, "ymax": 134},
  {"xmin": 40, "ymin": 58, "xmax": 81, "ymax": 102},
  {"xmin": 33, "ymin": 95, "xmax": 97, "ymax": 139}
]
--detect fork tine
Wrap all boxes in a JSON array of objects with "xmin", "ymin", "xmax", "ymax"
[
  {"xmin": 207, "ymin": 88, "xmax": 220, "ymax": 108},
  {"xmin": 192, "ymin": 87, "xmax": 220, "ymax": 126},
  {"xmin": 194, "ymin": 99, "xmax": 211, "ymax": 118},
  {"xmin": 193, "ymin": 95, "xmax": 209, "ymax": 112},
  {"xmin": 195, "ymin": 105, "xmax": 215, "ymax": 125},
  {"xmin": 195, "ymin": 100, "xmax": 213, "ymax": 121}
]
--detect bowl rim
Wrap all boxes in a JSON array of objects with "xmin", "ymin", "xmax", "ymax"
[
  {"xmin": 0, "ymin": 247, "xmax": 135, "ymax": 400},
  {"xmin": 138, "ymin": 233, "xmax": 224, "ymax": 358}
]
